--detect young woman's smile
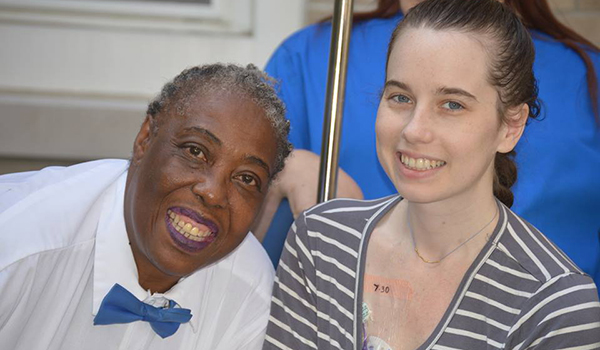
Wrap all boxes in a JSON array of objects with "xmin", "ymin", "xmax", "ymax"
[{"xmin": 396, "ymin": 150, "xmax": 447, "ymax": 180}]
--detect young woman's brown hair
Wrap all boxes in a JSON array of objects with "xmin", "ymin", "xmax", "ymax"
[{"xmin": 346, "ymin": 0, "xmax": 599, "ymax": 123}]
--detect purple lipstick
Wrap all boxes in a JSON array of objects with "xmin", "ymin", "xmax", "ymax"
[{"xmin": 166, "ymin": 206, "xmax": 218, "ymax": 253}]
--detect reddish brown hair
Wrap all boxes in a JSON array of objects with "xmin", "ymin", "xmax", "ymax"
[{"xmin": 504, "ymin": 0, "xmax": 599, "ymax": 123}]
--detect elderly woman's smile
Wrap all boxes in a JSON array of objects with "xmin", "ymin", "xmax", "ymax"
[{"xmin": 166, "ymin": 207, "xmax": 218, "ymax": 252}]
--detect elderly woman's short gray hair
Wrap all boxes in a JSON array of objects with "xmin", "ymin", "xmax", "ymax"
[{"xmin": 146, "ymin": 63, "xmax": 292, "ymax": 178}]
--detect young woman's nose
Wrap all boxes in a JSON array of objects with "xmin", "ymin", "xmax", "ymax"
[{"xmin": 402, "ymin": 105, "xmax": 434, "ymax": 144}]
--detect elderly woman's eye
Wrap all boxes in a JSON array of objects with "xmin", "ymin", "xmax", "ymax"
[
  {"xmin": 442, "ymin": 101, "xmax": 464, "ymax": 111},
  {"xmin": 237, "ymin": 174, "xmax": 260, "ymax": 188},
  {"xmin": 187, "ymin": 146, "xmax": 207, "ymax": 161}
]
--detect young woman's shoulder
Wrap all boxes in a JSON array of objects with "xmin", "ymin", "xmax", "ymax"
[
  {"xmin": 304, "ymin": 195, "xmax": 399, "ymax": 217},
  {"xmin": 497, "ymin": 205, "xmax": 591, "ymax": 283},
  {"xmin": 292, "ymin": 195, "xmax": 400, "ymax": 244},
  {"xmin": 506, "ymin": 271, "xmax": 600, "ymax": 348}
]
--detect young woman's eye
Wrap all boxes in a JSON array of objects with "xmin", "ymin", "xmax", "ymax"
[
  {"xmin": 391, "ymin": 94, "xmax": 412, "ymax": 104},
  {"xmin": 442, "ymin": 101, "xmax": 464, "ymax": 111},
  {"xmin": 187, "ymin": 146, "xmax": 207, "ymax": 162}
]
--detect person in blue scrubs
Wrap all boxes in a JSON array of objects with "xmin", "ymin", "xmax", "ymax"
[{"xmin": 256, "ymin": 0, "xmax": 600, "ymax": 287}]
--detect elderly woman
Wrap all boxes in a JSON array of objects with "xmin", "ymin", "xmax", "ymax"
[
  {"xmin": 0, "ymin": 63, "xmax": 291, "ymax": 349},
  {"xmin": 264, "ymin": 1, "xmax": 600, "ymax": 349}
]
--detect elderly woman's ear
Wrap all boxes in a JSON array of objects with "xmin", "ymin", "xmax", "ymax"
[{"xmin": 132, "ymin": 115, "xmax": 155, "ymax": 165}]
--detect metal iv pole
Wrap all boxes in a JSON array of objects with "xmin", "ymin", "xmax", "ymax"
[{"xmin": 317, "ymin": 0, "xmax": 355, "ymax": 203}]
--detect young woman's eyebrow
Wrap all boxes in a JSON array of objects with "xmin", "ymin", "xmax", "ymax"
[
  {"xmin": 435, "ymin": 86, "xmax": 478, "ymax": 101},
  {"xmin": 182, "ymin": 126, "xmax": 222, "ymax": 146},
  {"xmin": 384, "ymin": 80, "xmax": 412, "ymax": 93}
]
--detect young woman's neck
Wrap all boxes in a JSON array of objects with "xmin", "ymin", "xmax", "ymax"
[{"xmin": 404, "ymin": 191, "xmax": 499, "ymax": 261}]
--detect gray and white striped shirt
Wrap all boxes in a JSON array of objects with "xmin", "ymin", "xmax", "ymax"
[{"xmin": 264, "ymin": 196, "xmax": 600, "ymax": 350}]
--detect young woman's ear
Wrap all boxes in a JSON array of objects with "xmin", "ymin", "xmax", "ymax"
[
  {"xmin": 132, "ymin": 115, "xmax": 155, "ymax": 165},
  {"xmin": 497, "ymin": 103, "xmax": 528, "ymax": 154}
]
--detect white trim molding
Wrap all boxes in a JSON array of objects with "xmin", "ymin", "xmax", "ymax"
[{"xmin": 0, "ymin": 0, "xmax": 252, "ymax": 33}]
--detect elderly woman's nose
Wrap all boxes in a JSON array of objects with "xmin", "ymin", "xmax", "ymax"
[{"xmin": 192, "ymin": 173, "xmax": 228, "ymax": 209}]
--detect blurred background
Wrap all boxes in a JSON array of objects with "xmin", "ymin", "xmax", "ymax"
[{"xmin": 0, "ymin": 0, "xmax": 598, "ymax": 175}]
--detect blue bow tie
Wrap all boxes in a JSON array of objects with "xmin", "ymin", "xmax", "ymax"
[{"xmin": 93, "ymin": 283, "xmax": 192, "ymax": 338}]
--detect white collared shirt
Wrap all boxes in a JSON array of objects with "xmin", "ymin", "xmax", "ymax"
[{"xmin": 0, "ymin": 159, "xmax": 275, "ymax": 350}]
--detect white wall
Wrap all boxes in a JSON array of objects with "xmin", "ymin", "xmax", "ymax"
[{"xmin": 0, "ymin": 0, "xmax": 306, "ymax": 173}]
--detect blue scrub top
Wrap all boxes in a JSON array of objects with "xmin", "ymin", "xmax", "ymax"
[{"xmin": 264, "ymin": 12, "xmax": 600, "ymax": 285}]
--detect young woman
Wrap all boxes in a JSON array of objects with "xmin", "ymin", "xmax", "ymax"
[
  {"xmin": 259, "ymin": 0, "xmax": 600, "ymax": 290},
  {"xmin": 263, "ymin": 1, "xmax": 600, "ymax": 349}
]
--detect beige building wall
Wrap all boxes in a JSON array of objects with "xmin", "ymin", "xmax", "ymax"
[{"xmin": 0, "ymin": 0, "xmax": 307, "ymax": 175}]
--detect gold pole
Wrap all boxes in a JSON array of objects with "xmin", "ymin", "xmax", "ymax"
[{"xmin": 317, "ymin": 0, "xmax": 355, "ymax": 203}]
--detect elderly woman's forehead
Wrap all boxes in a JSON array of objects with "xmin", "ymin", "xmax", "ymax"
[{"xmin": 162, "ymin": 86, "xmax": 254, "ymax": 116}]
